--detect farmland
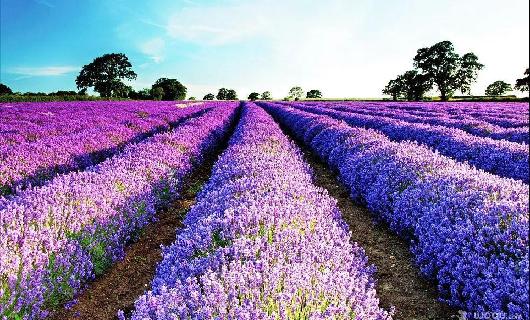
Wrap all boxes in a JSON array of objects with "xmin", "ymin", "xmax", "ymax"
[{"xmin": 0, "ymin": 100, "xmax": 528, "ymax": 319}]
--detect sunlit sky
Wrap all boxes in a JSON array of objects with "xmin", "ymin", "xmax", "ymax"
[{"xmin": 1, "ymin": 0, "xmax": 528, "ymax": 98}]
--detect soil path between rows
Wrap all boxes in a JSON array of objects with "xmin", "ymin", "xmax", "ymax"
[
  {"xmin": 297, "ymin": 144, "xmax": 459, "ymax": 319},
  {"xmin": 50, "ymin": 151, "xmax": 222, "ymax": 320}
]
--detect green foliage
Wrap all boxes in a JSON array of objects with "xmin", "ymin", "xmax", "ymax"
[
  {"xmin": 413, "ymin": 41, "xmax": 484, "ymax": 100},
  {"xmin": 383, "ymin": 70, "xmax": 431, "ymax": 101},
  {"xmin": 248, "ymin": 92, "xmax": 260, "ymax": 101},
  {"xmin": 217, "ymin": 88, "xmax": 238, "ymax": 100},
  {"xmin": 287, "ymin": 87, "xmax": 304, "ymax": 101},
  {"xmin": 382, "ymin": 79, "xmax": 403, "ymax": 101},
  {"xmin": 485, "ymin": 81, "xmax": 512, "ymax": 96},
  {"xmin": 203, "ymin": 93, "xmax": 215, "ymax": 100},
  {"xmin": 151, "ymin": 78, "xmax": 187, "ymax": 101},
  {"xmin": 217, "ymin": 88, "xmax": 228, "ymax": 100},
  {"xmin": 151, "ymin": 87, "xmax": 164, "ymax": 101},
  {"xmin": 515, "ymin": 68, "xmax": 529, "ymax": 92},
  {"xmin": 261, "ymin": 91, "xmax": 272, "ymax": 100},
  {"xmin": 188, "ymin": 96, "xmax": 196, "ymax": 100},
  {"xmin": 0, "ymin": 83, "xmax": 13, "ymax": 95},
  {"xmin": 129, "ymin": 88, "xmax": 152, "ymax": 100},
  {"xmin": 76, "ymin": 53, "xmax": 137, "ymax": 97},
  {"xmin": 306, "ymin": 89, "xmax": 322, "ymax": 99}
]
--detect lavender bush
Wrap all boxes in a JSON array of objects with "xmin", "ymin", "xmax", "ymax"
[
  {"xmin": 284, "ymin": 102, "xmax": 529, "ymax": 183},
  {"xmin": 262, "ymin": 102, "xmax": 529, "ymax": 318},
  {"xmin": 308, "ymin": 102, "xmax": 529, "ymax": 144},
  {"xmin": 0, "ymin": 101, "xmax": 210, "ymax": 197},
  {"xmin": 0, "ymin": 102, "xmax": 238, "ymax": 319},
  {"xmin": 125, "ymin": 103, "xmax": 392, "ymax": 319}
]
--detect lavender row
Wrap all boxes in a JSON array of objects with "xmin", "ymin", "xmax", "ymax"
[
  {"xmin": 286, "ymin": 103, "xmax": 529, "ymax": 183},
  {"xmin": 0, "ymin": 103, "xmax": 238, "ymax": 319},
  {"xmin": 0, "ymin": 101, "xmax": 197, "ymax": 145},
  {"xmin": 125, "ymin": 103, "xmax": 392, "ymax": 319},
  {"xmin": 371, "ymin": 102, "xmax": 529, "ymax": 128},
  {"xmin": 262, "ymin": 102, "xmax": 529, "ymax": 318},
  {"xmin": 0, "ymin": 103, "xmax": 210, "ymax": 197},
  {"xmin": 314, "ymin": 102, "xmax": 529, "ymax": 144}
]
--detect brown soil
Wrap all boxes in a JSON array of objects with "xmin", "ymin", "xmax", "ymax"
[
  {"xmin": 49, "ymin": 156, "xmax": 218, "ymax": 320},
  {"xmin": 301, "ymin": 148, "xmax": 459, "ymax": 320}
]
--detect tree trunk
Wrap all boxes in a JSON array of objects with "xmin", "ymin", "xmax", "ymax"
[{"xmin": 440, "ymin": 90, "xmax": 448, "ymax": 101}]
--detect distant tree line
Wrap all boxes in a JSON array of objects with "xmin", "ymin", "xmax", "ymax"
[{"xmin": 383, "ymin": 40, "xmax": 528, "ymax": 101}]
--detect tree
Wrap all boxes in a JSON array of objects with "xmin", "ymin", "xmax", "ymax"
[
  {"xmin": 151, "ymin": 78, "xmax": 187, "ymax": 101},
  {"xmin": 287, "ymin": 87, "xmax": 304, "ymax": 101},
  {"xmin": 203, "ymin": 93, "xmax": 215, "ymax": 100},
  {"xmin": 514, "ymin": 68, "xmax": 529, "ymax": 92},
  {"xmin": 485, "ymin": 81, "xmax": 512, "ymax": 96},
  {"xmin": 306, "ymin": 89, "xmax": 322, "ymax": 99},
  {"xmin": 400, "ymin": 70, "xmax": 432, "ymax": 101},
  {"xmin": 151, "ymin": 87, "xmax": 164, "ymax": 100},
  {"xmin": 261, "ymin": 91, "xmax": 272, "ymax": 100},
  {"xmin": 413, "ymin": 41, "xmax": 484, "ymax": 101},
  {"xmin": 226, "ymin": 89, "xmax": 238, "ymax": 100},
  {"xmin": 248, "ymin": 92, "xmax": 260, "ymax": 101},
  {"xmin": 0, "ymin": 83, "xmax": 13, "ymax": 95},
  {"xmin": 217, "ymin": 88, "xmax": 229, "ymax": 100},
  {"xmin": 382, "ymin": 78, "xmax": 404, "ymax": 101},
  {"xmin": 188, "ymin": 97, "xmax": 196, "ymax": 100},
  {"xmin": 76, "ymin": 53, "xmax": 137, "ymax": 97},
  {"xmin": 112, "ymin": 82, "xmax": 132, "ymax": 98}
]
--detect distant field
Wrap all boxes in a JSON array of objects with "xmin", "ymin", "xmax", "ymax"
[{"xmin": 1, "ymin": 100, "xmax": 528, "ymax": 319}]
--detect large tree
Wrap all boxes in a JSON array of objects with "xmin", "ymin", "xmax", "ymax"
[
  {"xmin": 0, "ymin": 83, "xmax": 13, "ymax": 95},
  {"xmin": 76, "ymin": 53, "xmax": 137, "ymax": 97},
  {"xmin": 151, "ymin": 78, "xmax": 187, "ymax": 101},
  {"xmin": 287, "ymin": 87, "xmax": 304, "ymax": 101},
  {"xmin": 382, "ymin": 78, "xmax": 404, "ymax": 101},
  {"xmin": 413, "ymin": 41, "xmax": 484, "ymax": 100},
  {"xmin": 203, "ymin": 93, "xmax": 215, "ymax": 100},
  {"xmin": 514, "ymin": 68, "xmax": 529, "ymax": 92},
  {"xmin": 226, "ymin": 89, "xmax": 238, "ymax": 100},
  {"xmin": 217, "ymin": 88, "xmax": 229, "ymax": 100},
  {"xmin": 261, "ymin": 91, "xmax": 272, "ymax": 100},
  {"xmin": 306, "ymin": 89, "xmax": 322, "ymax": 99},
  {"xmin": 248, "ymin": 92, "xmax": 260, "ymax": 101},
  {"xmin": 400, "ymin": 70, "xmax": 432, "ymax": 101},
  {"xmin": 485, "ymin": 81, "xmax": 512, "ymax": 96}
]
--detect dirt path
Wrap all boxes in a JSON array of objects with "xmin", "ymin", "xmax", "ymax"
[
  {"xmin": 49, "ymin": 152, "xmax": 221, "ymax": 320},
  {"xmin": 299, "ymin": 146, "xmax": 458, "ymax": 320}
]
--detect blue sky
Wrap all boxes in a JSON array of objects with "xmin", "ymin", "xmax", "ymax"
[{"xmin": 1, "ymin": 0, "xmax": 528, "ymax": 98}]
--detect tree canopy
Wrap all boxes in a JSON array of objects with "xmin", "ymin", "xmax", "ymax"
[
  {"xmin": 0, "ymin": 83, "xmax": 13, "ymax": 95},
  {"xmin": 248, "ymin": 92, "xmax": 260, "ymax": 101},
  {"xmin": 226, "ymin": 89, "xmax": 238, "ymax": 100},
  {"xmin": 203, "ymin": 93, "xmax": 215, "ymax": 100},
  {"xmin": 261, "ymin": 91, "xmax": 272, "ymax": 100},
  {"xmin": 485, "ymin": 81, "xmax": 512, "ymax": 96},
  {"xmin": 413, "ymin": 41, "xmax": 484, "ymax": 100},
  {"xmin": 306, "ymin": 89, "xmax": 322, "ymax": 99},
  {"xmin": 287, "ymin": 87, "xmax": 304, "ymax": 101},
  {"xmin": 75, "ymin": 53, "xmax": 137, "ymax": 98},
  {"xmin": 151, "ymin": 78, "xmax": 187, "ymax": 101},
  {"xmin": 515, "ymin": 68, "xmax": 529, "ymax": 92},
  {"xmin": 217, "ymin": 88, "xmax": 237, "ymax": 100},
  {"xmin": 383, "ymin": 70, "xmax": 431, "ymax": 101}
]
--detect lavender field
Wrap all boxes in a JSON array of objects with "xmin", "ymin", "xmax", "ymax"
[{"xmin": 0, "ymin": 100, "xmax": 528, "ymax": 319}]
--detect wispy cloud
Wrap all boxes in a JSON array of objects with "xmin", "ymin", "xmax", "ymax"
[
  {"xmin": 33, "ymin": 0, "xmax": 55, "ymax": 8},
  {"xmin": 9, "ymin": 66, "xmax": 79, "ymax": 76},
  {"xmin": 139, "ymin": 37, "xmax": 166, "ymax": 63}
]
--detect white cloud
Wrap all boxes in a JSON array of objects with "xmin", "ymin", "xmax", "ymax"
[
  {"xmin": 139, "ymin": 37, "xmax": 166, "ymax": 63},
  {"xmin": 156, "ymin": 0, "xmax": 529, "ymax": 98},
  {"xmin": 9, "ymin": 66, "xmax": 79, "ymax": 76},
  {"xmin": 33, "ymin": 0, "xmax": 54, "ymax": 8}
]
